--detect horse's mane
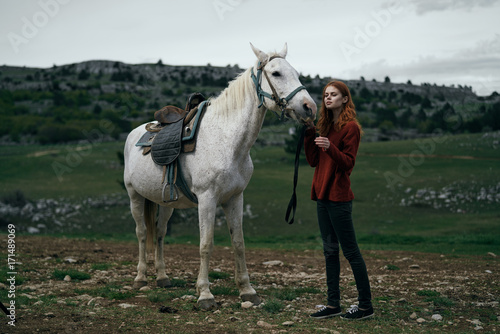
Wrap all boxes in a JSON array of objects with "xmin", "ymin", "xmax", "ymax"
[
  {"xmin": 209, "ymin": 51, "xmax": 286, "ymax": 118},
  {"xmin": 208, "ymin": 66, "xmax": 256, "ymax": 118}
]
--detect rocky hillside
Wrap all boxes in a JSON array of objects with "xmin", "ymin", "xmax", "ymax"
[{"xmin": 0, "ymin": 60, "xmax": 499, "ymax": 144}]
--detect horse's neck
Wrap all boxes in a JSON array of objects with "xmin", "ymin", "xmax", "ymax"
[
  {"xmin": 207, "ymin": 70, "xmax": 267, "ymax": 158},
  {"xmin": 231, "ymin": 100, "xmax": 266, "ymax": 156}
]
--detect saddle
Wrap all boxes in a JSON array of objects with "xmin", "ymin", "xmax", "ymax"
[{"xmin": 135, "ymin": 93, "xmax": 208, "ymax": 203}]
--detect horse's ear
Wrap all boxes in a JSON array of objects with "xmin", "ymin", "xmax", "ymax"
[
  {"xmin": 250, "ymin": 43, "xmax": 268, "ymax": 63},
  {"xmin": 278, "ymin": 43, "xmax": 288, "ymax": 58}
]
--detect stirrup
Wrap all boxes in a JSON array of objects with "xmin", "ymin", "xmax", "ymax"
[{"xmin": 161, "ymin": 182, "xmax": 179, "ymax": 202}]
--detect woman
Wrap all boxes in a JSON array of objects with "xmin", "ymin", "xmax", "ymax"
[{"xmin": 305, "ymin": 81, "xmax": 373, "ymax": 320}]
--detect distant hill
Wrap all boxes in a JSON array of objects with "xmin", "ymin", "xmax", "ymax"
[{"xmin": 0, "ymin": 60, "xmax": 499, "ymax": 144}]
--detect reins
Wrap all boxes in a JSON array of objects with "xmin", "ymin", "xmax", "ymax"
[
  {"xmin": 284, "ymin": 126, "xmax": 306, "ymax": 224},
  {"xmin": 250, "ymin": 56, "xmax": 307, "ymax": 224}
]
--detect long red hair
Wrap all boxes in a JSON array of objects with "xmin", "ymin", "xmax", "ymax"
[{"xmin": 316, "ymin": 81, "xmax": 363, "ymax": 137}]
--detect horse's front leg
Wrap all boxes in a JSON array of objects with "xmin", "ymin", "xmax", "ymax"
[
  {"xmin": 222, "ymin": 192, "xmax": 260, "ymax": 305},
  {"xmin": 155, "ymin": 206, "xmax": 174, "ymax": 288},
  {"xmin": 196, "ymin": 195, "xmax": 217, "ymax": 310}
]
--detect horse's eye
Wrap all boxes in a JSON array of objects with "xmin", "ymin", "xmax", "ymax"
[{"xmin": 272, "ymin": 71, "xmax": 281, "ymax": 77}]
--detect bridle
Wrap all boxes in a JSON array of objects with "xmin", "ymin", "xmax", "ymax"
[{"xmin": 250, "ymin": 55, "xmax": 307, "ymax": 121}]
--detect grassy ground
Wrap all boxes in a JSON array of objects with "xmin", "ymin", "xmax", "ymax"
[
  {"xmin": 1, "ymin": 236, "xmax": 498, "ymax": 333},
  {"xmin": 0, "ymin": 130, "xmax": 499, "ymax": 255}
]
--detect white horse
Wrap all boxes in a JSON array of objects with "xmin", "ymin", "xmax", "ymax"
[{"xmin": 123, "ymin": 43, "xmax": 317, "ymax": 310}]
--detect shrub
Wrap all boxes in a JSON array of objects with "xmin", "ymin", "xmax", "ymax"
[
  {"xmin": 53, "ymin": 269, "xmax": 91, "ymax": 281},
  {"xmin": 209, "ymin": 271, "xmax": 231, "ymax": 280},
  {"xmin": 1, "ymin": 190, "xmax": 27, "ymax": 207},
  {"xmin": 37, "ymin": 123, "xmax": 86, "ymax": 144},
  {"xmin": 417, "ymin": 290, "xmax": 440, "ymax": 297},
  {"xmin": 262, "ymin": 298, "xmax": 283, "ymax": 314}
]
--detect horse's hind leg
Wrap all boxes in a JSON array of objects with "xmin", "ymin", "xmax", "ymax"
[
  {"xmin": 156, "ymin": 206, "xmax": 174, "ymax": 288},
  {"xmin": 127, "ymin": 189, "xmax": 149, "ymax": 289},
  {"xmin": 222, "ymin": 192, "xmax": 260, "ymax": 305}
]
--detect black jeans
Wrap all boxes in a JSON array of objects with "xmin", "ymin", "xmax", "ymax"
[{"xmin": 317, "ymin": 200, "xmax": 372, "ymax": 309}]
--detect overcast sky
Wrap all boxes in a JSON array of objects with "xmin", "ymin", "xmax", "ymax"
[{"xmin": 0, "ymin": 0, "xmax": 499, "ymax": 96}]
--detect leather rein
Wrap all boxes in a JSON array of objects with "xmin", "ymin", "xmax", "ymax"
[{"xmin": 250, "ymin": 55, "xmax": 307, "ymax": 121}]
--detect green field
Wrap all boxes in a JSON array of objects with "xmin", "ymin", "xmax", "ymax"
[{"xmin": 1, "ymin": 129, "xmax": 499, "ymax": 255}]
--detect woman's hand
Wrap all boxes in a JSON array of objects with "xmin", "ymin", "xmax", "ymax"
[{"xmin": 314, "ymin": 136, "xmax": 330, "ymax": 150}]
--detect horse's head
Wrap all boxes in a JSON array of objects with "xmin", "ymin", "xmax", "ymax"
[{"xmin": 250, "ymin": 43, "xmax": 317, "ymax": 125}]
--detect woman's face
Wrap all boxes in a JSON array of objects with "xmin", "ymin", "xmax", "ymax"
[{"xmin": 324, "ymin": 85, "xmax": 347, "ymax": 111}]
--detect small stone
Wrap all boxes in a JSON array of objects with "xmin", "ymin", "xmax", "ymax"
[
  {"xmin": 118, "ymin": 303, "xmax": 137, "ymax": 309},
  {"xmin": 409, "ymin": 264, "xmax": 420, "ymax": 269},
  {"xmin": 262, "ymin": 260, "xmax": 283, "ymax": 266},
  {"xmin": 64, "ymin": 275, "xmax": 71, "ymax": 282},
  {"xmin": 282, "ymin": 321, "xmax": 294, "ymax": 326},
  {"xmin": 471, "ymin": 319, "xmax": 482, "ymax": 326},
  {"xmin": 257, "ymin": 320, "xmax": 273, "ymax": 328},
  {"xmin": 229, "ymin": 316, "xmax": 240, "ymax": 322},
  {"xmin": 74, "ymin": 294, "xmax": 92, "ymax": 302},
  {"xmin": 139, "ymin": 286, "xmax": 151, "ymax": 292},
  {"xmin": 432, "ymin": 314, "xmax": 443, "ymax": 321},
  {"xmin": 87, "ymin": 297, "xmax": 104, "ymax": 306},
  {"xmin": 181, "ymin": 295, "xmax": 197, "ymax": 300},
  {"xmin": 20, "ymin": 293, "xmax": 35, "ymax": 300},
  {"xmin": 64, "ymin": 257, "xmax": 77, "ymax": 263},
  {"xmin": 44, "ymin": 312, "xmax": 55, "ymax": 318},
  {"xmin": 410, "ymin": 312, "xmax": 417, "ymax": 319},
  {"xmin": 487, "ymin": 252, "xmax": 497, "ymax": 257},
  {"xmin": 315, "ymin": 329, "xmax": 340, "ymax": 334},
  {"xmin": 416, "ymin": 318, "xmax": 426, "ymax": 323},
  {"xmin": 241, "ymin": 301, "xmax": 254, "ymax": 309},
  {"xmin": 397, "ymin": 298, "xmax": 407, "ymax": 303},
  {"xmin": 207, "ymin": 318, "xmax": 216, "ymax": 324},
  {"xmin": 485, "ymin": 270, "xmax": 492, "ymax": 274}
]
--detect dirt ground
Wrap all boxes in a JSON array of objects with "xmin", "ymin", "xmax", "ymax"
[{"xmin": 2, "ymin": 236, "xmax": 499, "ymax": 333}]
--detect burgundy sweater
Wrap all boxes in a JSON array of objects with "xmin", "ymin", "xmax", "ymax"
[{"xmin": 304, "ymin": 121, "xmax": 360, "ymax": 202}]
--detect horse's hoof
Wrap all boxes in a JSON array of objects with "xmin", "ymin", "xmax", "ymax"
[
  {"xmin": 241, "ymin": 294, "xmax": 261, "ymax": 305},
  {"xmin": 156, "ymin": 278, "xmax": 172, "ymax": 288},
  {"xmin": 197, "ymin": 298, "xmax": 217, "ymax": 311},
  {"xmin": 133, "ymin": 280, "xmax": 148, "ymax": 289}
]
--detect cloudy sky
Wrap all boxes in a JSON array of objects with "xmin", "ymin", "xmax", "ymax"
[{"xmin": 1, "ymin": 0, "xmax": 499, "ymax": 96}]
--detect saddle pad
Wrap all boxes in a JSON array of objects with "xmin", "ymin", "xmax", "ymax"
[
  {"xmin": 151, "ymin": 118, "xmax": 184, "ymax": 166},
  {"xmin": 135, "ymin": 131, "xmax": 156, "ymax": 147}
]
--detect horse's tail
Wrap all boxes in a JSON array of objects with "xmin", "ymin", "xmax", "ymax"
[{"xmin": 144, "ymin": 199, "xmax": 157, "ymax": 257}]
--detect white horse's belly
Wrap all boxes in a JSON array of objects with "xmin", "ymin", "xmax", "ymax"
[{"xmin": 182, "ymin": 152, "xmax": 254, "ymax": 205}]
